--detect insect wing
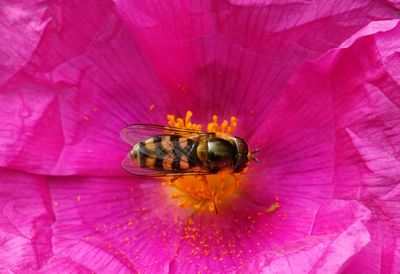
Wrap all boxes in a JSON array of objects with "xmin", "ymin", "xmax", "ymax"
[
  {"xmin": 121, "ymin": 152, "xmax": 166, "ymax": 176},
  {"xmin": 120, "ymin": 124, "xmax": 208, "ymax": 146},
  {"xmin": 121, "ymin": 152, "xmax": 211, "ymax": 177}
]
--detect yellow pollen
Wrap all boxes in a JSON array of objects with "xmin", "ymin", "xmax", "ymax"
[
  {"xmin": 167, "ymin": 111, "xmax": 202, "ymax": 131},
  {"xmin": 206, "ymin": 115, "xmax": 237, "ymax": 135},
  {"xmin": 266, "ymin": 202, "xmax": 280, "ymax": 212},
  {"xmin": 164, "ymin": 111, "xmax": 243, "ymax": 213}
]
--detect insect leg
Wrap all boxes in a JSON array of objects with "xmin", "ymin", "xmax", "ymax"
[
  {"xmin": 169, "ymin": 176, "xmax": 182, "ymax": 183},
  {"xmin": 213, "ymin": 200, "xmax": 218, "ymax": 215},
  {"xmin": 201, "ymin": 175, "xmax": 218, "ymax": 214}
]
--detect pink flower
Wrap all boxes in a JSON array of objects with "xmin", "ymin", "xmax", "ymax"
[{"xmin": 0, "ymin": 0, "xmax": 399, "ymax": 273}]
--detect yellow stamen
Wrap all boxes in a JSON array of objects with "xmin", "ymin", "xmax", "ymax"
[
  {"xmin": 164, "ymin": 111, "xmax": 243, "ymax": 213},
  {"xmin": 167, "ymin": 111, "xmax": 202, "ymax": 131}
]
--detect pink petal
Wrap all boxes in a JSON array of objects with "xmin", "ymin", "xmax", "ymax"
[
  {"xmin": 51, "ymin": 237, "xmax": 136, "ymax": 274},
  {"xmin": 0, "ymin": 1, "xmax": 47, "ymax": 86},
  {"xmin": 115, "ymin": 0, "xmax": 398, "ymax": 139},
  {"xmin": 382, "ymin": 0, "xmax": 400, "ymax": 9},
  {"xmin": 36, "ymin": 257, "xmax": 95, "ymax": 274},
  {"xmin": 1, "ymin": 1, "xmax": 397, "ymax": 176},
  {"xmin": 256, "ymin": 18, "xmax": 400, "ymax": 272},
  {"xmin": 345, "ymin": 209, "xmax": 400, "ymax": 273},
  {"xmin": 49, "ymin": 176, "xmax": 183, "ymax": 273},
  {"xmin": 1, "ymin": 1, "xmax": 400, "ymax": 272},
  {"xmin": 0, "ymin": 168, "xmax": 54, "ymax": 272},
  {"xmin": 0, "ymin": 8, "xmax": 169, "ymax": 176},
  {"xmin": 243, "ymin": 58, "xmax": 338, "ymax": 209},
  {"xmin": 242, "ymin": 200, "xmax": 370, "ymax": 273},
  {"xmin": 48, "ymin": 174, "xmax": 371, "ymax": 273},
  {"xmin": 22, "ymin": 0, "xmax": 115, "ymax": 75},
  {"xmin": 334, "ymin": 20, "xmax": 400, "ymax": 272},
  {"xmin": 329, "ymin": 19, "xmax": 400, "ymax": 221},
  {"xmin": 320, "ymin": 19, "xmax": 400, "ymax": 192}
]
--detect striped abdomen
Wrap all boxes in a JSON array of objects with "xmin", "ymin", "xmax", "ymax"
[{"xmin": 130, "ymin": 135, "xmax": 198, "ymax": 171}]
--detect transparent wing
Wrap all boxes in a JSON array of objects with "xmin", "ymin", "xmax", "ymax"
[
  {"xmin": 120, "ymin": 124, "xmax": 210, "ymax": 146},
  {"xmin": 120, "ymin": 124, "xmax": 213, "ymax": 177},
  {"xmin": 121, "ymin": 153, "xmax": 211, "ymax": 177}
]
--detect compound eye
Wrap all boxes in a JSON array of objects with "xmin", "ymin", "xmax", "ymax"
[
  {"xmin": 233, "ymin": 137, "xmax": 249, "ymax": 173},
  {"xmin": 234, "ymin": 137, "xmax": 248, "ymax": 156},
  {"xmin": 234, "ymin": 156, "xmax": 248, "ymax": 173}
]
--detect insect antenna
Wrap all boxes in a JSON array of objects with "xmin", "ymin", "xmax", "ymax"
[{"xmin": 251, "ymin": 148, "xmax": 260, "ymax": 163}]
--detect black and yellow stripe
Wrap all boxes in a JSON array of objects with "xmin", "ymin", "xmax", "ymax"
[{"xmin": 131, "ymin": 135, "xmax": 198, "ymax": 171}]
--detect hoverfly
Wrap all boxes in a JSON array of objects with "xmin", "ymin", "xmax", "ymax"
[{"xmin": 120, "ymin": 124, "xmax": 260, "ymax": 178}]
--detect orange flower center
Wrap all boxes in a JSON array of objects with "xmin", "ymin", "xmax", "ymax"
[{"xmin": 163, "ymin": 111, "xmax": 245, "ymax": 213}]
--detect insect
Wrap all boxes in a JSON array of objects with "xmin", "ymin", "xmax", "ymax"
[{"xmin": 120, "ymin": 124, "xmax": 260, "ymax": 178}]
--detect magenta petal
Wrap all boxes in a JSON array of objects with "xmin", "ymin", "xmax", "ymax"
[
  {"xmin": 323, "ymin": 20, "xmax": 400, "ymax": 206},
  {"xmin": 1, "ymin": 1, "xmax": 400, "ymax": 272},
  {"xmin": 0, "ymin": 1, "xmax": 47, "ymax": 86},
  {"xmin": 237, "ymin": 19, "xmax": 400, "ymax": 272},
  {"xmin": 0, "ymin": 169, "xmax": 54, "ymax": 272},
  {"xmin": 52, "ymin": 237, "xmax": 138, "ymax": 273},
  {"xmin": 23, "ymin": 0, "xmax": 115, "ymax": 75},
  {"xmin": 382, "ymin": 0, "xmax": 400, "ymax": 9},
  {"xmin": 36, "ymin": 257, "xmax": 95, "ymax": 274},
  {"xmin": 332, "ymin": 20, "xmax": 400, "ymax": 273},
  {"xmin": 0, "ymin": 9, "xmax": 170, "ymax": 176},
  {"xmin": 115, "ymin": 0, "xmax": 397, "ymax": 138},
  {"xmin": 48, "ymin": 173, "xmax": 371, "ymax": 273},
  {"xmin": 49, "ymin": 176, "xmax": 183, "ymax": 273},
  {"xmin": 241, "ymin": 200, "xmax": 370, "ymax": 273},
  {"xmin": 345, "ymin": 214, "xmax": 400, "ymax": 273},
  {"xmin": 258, "ymin": 19, "xmax": 400, "ymax": 272},
  {"xmin": 242, "ymin": 56, "xmax": 337, "ymax": 210},
  {"xmin": 1, "ymin": 1, "xmax": 398, "ymax": 176}
]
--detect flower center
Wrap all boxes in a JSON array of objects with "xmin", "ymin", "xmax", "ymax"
[{"xmin": 163, "ymin": 111, "xmax": 245, "ymax": 213}]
